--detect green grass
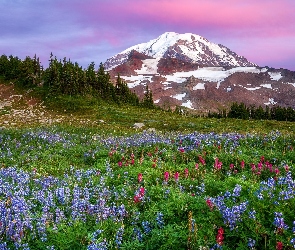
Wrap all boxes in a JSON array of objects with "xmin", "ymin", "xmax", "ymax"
[
  {"xmin": 1, "ymin": 83, "xmax": 295, "ymax": 249},
  {"xmin": 1, "ymin": 126, "xmax": 295, "ymax": 249},
  {"xmin": 1, "ymin": 79, "xmax": 295, "ymax": 135},
  {"xmin": 41, "ymin": 94, "xmax": 295, "ymax": 135}
]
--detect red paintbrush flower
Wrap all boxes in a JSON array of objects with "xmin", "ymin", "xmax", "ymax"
[
  {"xmin": 276, "ymin": 241, "xmax": 283, "ymax": 250},
  {"xmin": 138, "ymin": 173, "xmax": 143, "ymax": 183}
]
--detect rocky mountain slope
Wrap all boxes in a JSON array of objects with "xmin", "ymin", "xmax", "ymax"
[{"xmin": 105, "ymin": 32, "xmax": 295, "ymax": 113}]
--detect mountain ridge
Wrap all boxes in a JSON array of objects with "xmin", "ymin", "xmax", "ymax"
[
  {"xmin": 104, "ymin": 32, "xmax": 257, "ymax": 70},
  {"xmin": 105, "ymin": 32, "xmax": 295, "ymax": 113}
]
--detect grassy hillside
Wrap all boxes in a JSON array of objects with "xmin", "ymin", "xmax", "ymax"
[{"xmin": 1, "ymin": 81, "xmax": 295, "ymax": 135}]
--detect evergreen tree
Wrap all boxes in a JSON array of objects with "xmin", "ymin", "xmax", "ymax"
[
  {"xmin": 0, "ymin": 54, "xmax": 9, "ymax": 78},
  {"xmin": 285, "ymin": 107, "xmax": 294, "ymax": 121},
  {"xmin": 228, "ymin": 102, "xmax": 249, "ymax": 119},
  {"xmin": 0, "ymin": 55, "xmax": 22, "ymax": 80},
  {"xmin": 18, "ymin": 55, "xmax": 42, "ymax": 87},
  {"xmin": 264, "ymin": 106, "xmax": 271, "ymax": 120},
  {"xmin": 43, "ymin": 53, "xmax": 62, "ymax": 93},
  {"xmin": 142, "ymin": 85, "xmax": 154, "ymax": 108},
  {"xmin": 254, "ymin": 106, "xmax": 265, "ymax": 120},
  {"xmin": 96, "ymin": 63, "xmax": 110, "ymax": 98}
]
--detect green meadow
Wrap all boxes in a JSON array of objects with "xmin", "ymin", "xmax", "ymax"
[{"xmin": 0, "ymin": 88, "xmax": 295, "ymax": 250}]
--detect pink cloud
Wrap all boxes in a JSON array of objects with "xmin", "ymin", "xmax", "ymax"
[
  {"xmin": 127, "ymin": 0, "xmax": 295, "ymax": 37},
  {"xmin": 53, "ymin": 0, "xmax": 295, "ymax": 69},
  {"xmin": 1, "ymin": 0, "xmax": 294, "ymax": 70}
]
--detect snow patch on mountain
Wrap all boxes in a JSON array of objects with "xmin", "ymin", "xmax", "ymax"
[
  {"xmin": 135, "ymin": 58, "xmax": 161, "ymax": 74},
  {"xmin": 260, "ymin": 83, "xmax": 272, "ymax": 89},
  {"xmin": 268, "ymin": 72, "xmax": 282, "ymax": 81},
  {"xmin": 182, "ymin": 100, "xmax": 194, "ymax": 109},
  {"xmin": 244, "ymin": 86, "xmax": 261, "ymax": 91},
  {"xmin": 193, "ymin": 83, "xmax": 206, "ymax": 90},
  {"xmin": 123, "ymin": 75, "xmax": 152, "ymax": 88},
  {"xmin": 120, "ymin": 66, "xmax": 265, "ymax": 90},
  {"xmin": 264, "ymin": 98, "xmax": 277, "ymax": 105},
  {"xmin": 164, "ymin": 67, "xmax": 260, "ymax": 84},
  {"xmin": 171, "ymin": 93, "xmax": 186, "ymax": 100}
]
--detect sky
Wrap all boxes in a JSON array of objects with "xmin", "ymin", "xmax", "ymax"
[{"xmin": 1, "ymin": 0, "xmax": 295, "ymax": 70}]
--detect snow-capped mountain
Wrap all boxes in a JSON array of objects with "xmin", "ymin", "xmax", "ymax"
[
  {"xmin": 104, "ymin": 32, "xmax": 256, "ymax": 70},
  {"xmin": 105, "ymin": 32, "xmax": 295, "ymax": 112}
]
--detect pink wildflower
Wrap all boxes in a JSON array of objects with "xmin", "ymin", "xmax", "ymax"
[
  {"xmin": 216, "ymin": 227, "xmax": 224, "ymax": 245},
  {"xmin": 198, "ymin": 155, "xmax": 206, "ymax": 165},
  {"xmin": 276, "ymin": 242, "xmax": 283, "ymax": 250},
  {"xmin": 179, "ymin": 148, "xmax": 185, "ymax": 153},
  {"xmin": 174, "ymin": 172, "xmax": 179, "ymax": 182},
  {"xmin": 185, "ymin": 168, "xmax": 189, "ymax": 178},
  {"xmin": 258, "ymin": 162, "xmax": 263, "ymax": 171},
  {"xmin": 138, "ymin": 173, "xmax": 143, "ymax": 183},
  {"xmin": 134, "ymin": 195, "xmax": 140, "ymax": 203},
  {"xmin": 214, "ymin": 158, "xmax": 222, "ymax": 170},
  {"xmin": 206, "ymin": 199, "xmax": 214, "ymax": 211},
  {"xmin": 240, "ymin": 160, "xmax": 245, "ymax": 169},
  {"xmin": 139, "ymin": 187, "xmax": 145, "ymax": 196},
  {"xmin": 164, "ymin": 171, "xmax": 169, "ymax": 182}
]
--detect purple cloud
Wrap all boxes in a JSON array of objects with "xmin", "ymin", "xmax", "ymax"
[{"xmin": 0, "ymin": 0, "xmax": 294, "ymax": 70}]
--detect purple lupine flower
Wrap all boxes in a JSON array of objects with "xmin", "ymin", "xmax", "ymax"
[
  {"xmin": 142, "ymin": 221, "xmax": 152, "ymax": 234},
  {"xmin": 115, "ymin": 227, "xmax": 124, "ymax": 248},
  {"xmin": 248, "ymin": 210, "xmax": 256, "ymax": 220},
  {"xmin": 232, "ymin": 184, "xmax": 242, "ymax": 197},
  {"xmin": 156, "ymin": 212, "xmax": 164, "ymax": 228},
  {"xmin": 248, "ymin": 238, "xmax": 256, "ymax": 248},
  {"xmin": 273, "ymin": 212, "xmax": 289, "ymax": 231},
  {"xmin": 133, "ymin": 227, "xmax": 143, "ymax": 242}
]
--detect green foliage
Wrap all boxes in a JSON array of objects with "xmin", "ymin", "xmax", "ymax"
[
  {"xmin": 226, "ymin": 102, "xmax": 295, "ymax": 122},
  {"xmin": 228, "ymin": 102, "xmax": 249, "ymax": 119},
  {"xmin": 0, "ymin": 54, "xmax": 22, "ymax": 81},
  {"xmin": 0, "ymin": 53, "xmax": 143, "ymax": 111},
  {"xmin": 115, "ymin": 74, "xmax": 139, "ymax": 105},
  {"xmin": 1, "ymin": 126, "xmax": 295, "ymax": 249},
  {"xmin": 141, "ymin": 85, "xmax": 155, "ymax": 109}
]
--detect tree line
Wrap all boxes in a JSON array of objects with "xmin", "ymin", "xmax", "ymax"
[
  {"xmin": 208, "ymin": 102, "xmax": 295, "ymax": 122},
  {"xmin": 0, "ymin": 53, "xmax": 155, "ymax": 108}
]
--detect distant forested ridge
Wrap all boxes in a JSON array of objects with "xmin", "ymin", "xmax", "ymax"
[{"xmin": 208, "ymin": 102, "xmax": 295, "ymax": 122}]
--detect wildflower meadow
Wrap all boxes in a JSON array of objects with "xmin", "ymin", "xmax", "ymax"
[{"xmin": 0, "ymin": 127, "xmax": 295, "ymax": 249}]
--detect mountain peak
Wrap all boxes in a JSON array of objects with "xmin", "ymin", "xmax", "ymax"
[{"xmin": 104, "ymin": 32, "xmax": 257, "ymax": 70}]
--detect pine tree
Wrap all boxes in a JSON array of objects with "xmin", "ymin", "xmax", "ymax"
[
  {"xmin": 86, "ymin": 62, "xmax": 97, "ymax": 93},
  {"xmin": 265, "ymin": 106, "xmax": 271, "ymax": 120},
  {"xmin": 43, "ymin": 53, "xmax": 62, "ymax": 93},
  {"xmin": 142, "ymin": 85, "xmax": 154, "ymax": 108},
  {"xmin": 18, "ymin": 55, "xmax": 42, "ymax": 87}
]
